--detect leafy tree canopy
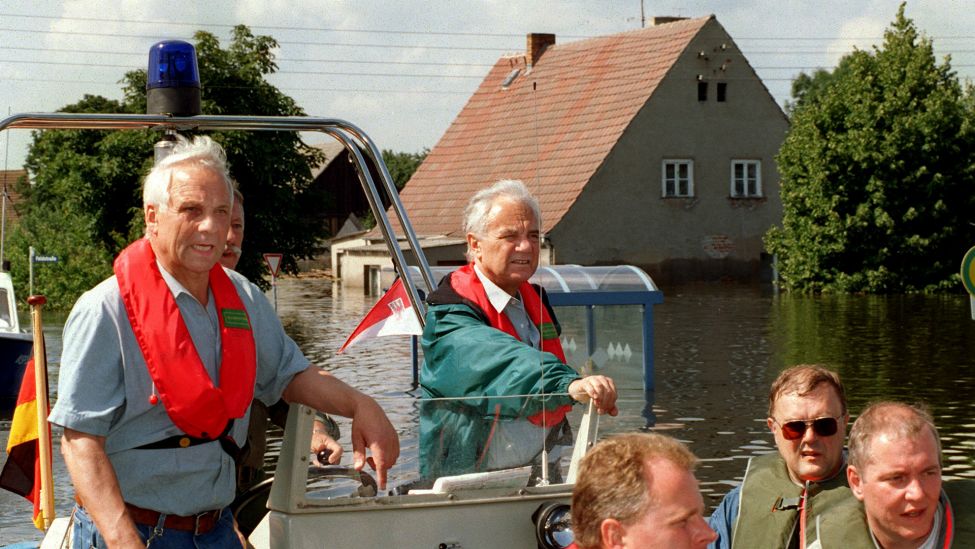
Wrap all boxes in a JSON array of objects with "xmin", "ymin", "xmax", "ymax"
[
  {"xmin": 785, "ymin": 60, "xmax": 856, "ymax": 116},
  {"xmin": 766, "ymin": 4, "xmax": 975, "ymax": 293},
  {"xmin": 11, "ymin": 26, "xmax": 331, "ymax": 308},
  {"xmin": 358, "ymin": 148, "xmax": 428, "ymax": 229},
  {"xmin": 383, "ymin": 148, "xmax": 428, "ymax": 191}
]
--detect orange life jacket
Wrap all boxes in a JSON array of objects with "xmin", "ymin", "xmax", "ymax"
[
  {"xmin": 447, "ymin": 264, "xmax": 572, "ymax": 427},
  {"xmin": 114, "ymin": 238, "xmax": 256, "ymax": 439}
]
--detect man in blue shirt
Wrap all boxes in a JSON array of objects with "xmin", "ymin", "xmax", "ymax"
[
  {"xmin": 708, "ymin": 365, "xmax": 854, "ymax": 548},
  {"xmin": 50, "ymin": 135, "xmax": 398, "ymax": 548}
]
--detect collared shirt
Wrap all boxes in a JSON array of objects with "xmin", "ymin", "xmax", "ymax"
[
  {"xmin": 49, "ymin": 265, "xmax": 308, "ymax": 515},
  {"xmin": 473, "ymin": 265, "xmax": 540, "ymax": 348},
  {"xmin": 471, "ymin": 265, "xmax": 553, "ymax": 470}
]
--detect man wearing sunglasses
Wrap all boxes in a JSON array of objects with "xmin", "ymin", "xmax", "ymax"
[
  {"xmin": 708, "ymin": 364, "xmax": 870, "ymax": 548},
  {"xmin": 840, "ymin": 401, "xmax": 975, "ymax": 548}
]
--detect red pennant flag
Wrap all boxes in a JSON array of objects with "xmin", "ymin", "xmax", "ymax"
[
  {"xmin": 0, "ymin": 357, "xmax": 51, "ymax": 530},
  {"xmin": 338, "ymin": 278, "xmax": 422, "ymax": 353}
]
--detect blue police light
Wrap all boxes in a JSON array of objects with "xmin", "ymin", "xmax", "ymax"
[{"xmin": 146, "ymin": 40, "xmax": 201, "ymax": 116}]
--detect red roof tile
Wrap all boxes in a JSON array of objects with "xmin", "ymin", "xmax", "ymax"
[{"xmin": 396, "ymin": 16, "xmax": 713, "ymax": 236}]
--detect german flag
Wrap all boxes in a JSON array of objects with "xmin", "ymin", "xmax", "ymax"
[{"xmin": 0, "ymin": 358, "xmax": 50, "ymax": 530}]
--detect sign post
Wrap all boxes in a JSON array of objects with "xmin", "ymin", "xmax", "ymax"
[
  {"xmin": 263, "ymin": 253, "xmax": 283, "ymax": 311},
  {"xmin": 961, "ymin": 246, "xmax": 975, "ymax": 320}
]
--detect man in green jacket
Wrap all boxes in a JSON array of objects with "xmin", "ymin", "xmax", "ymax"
[{"xmin": 420, "ymin": 179, "xmax": 617, "ymax": 480}]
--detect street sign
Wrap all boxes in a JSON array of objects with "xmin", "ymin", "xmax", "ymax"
[
  {"xmin": 263, "ymin": 253, "xmax": 283, "ymax": 277},
  {"xmin": 961, "ymin": 246, "xmax": 975, "ymax": 320},
  {"xmin": 28, "ymin": 246, "xmax": 60, "ymax": 296},
  {"xmin": 961, "ymin": 246, "xmax": 975, "ymax": 295}
]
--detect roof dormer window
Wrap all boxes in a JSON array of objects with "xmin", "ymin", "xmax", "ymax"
[{"xmin": 501, "ymin": 68, "xmax": 521, "ymax": 90}]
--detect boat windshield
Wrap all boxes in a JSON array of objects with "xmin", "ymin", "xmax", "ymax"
[
  {"xmin": 411, "ymin": 392, "xmax": 580, "ymax": 494},
  {"xmin": 290, "ymin": 392, "xmax": 592, "ymax": 503},
  {"xmin": 268, "ymin": 273, "xmax": 662, "ymax": 510}
]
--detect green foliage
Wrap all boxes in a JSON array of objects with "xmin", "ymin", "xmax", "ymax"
[
  {"xmin": 6, "ymin": 193, "xmax": 116, "ymax": 309},
  {"xmin": 383, "ymin": 148, "xmax": 428, "ymax": 190},
  {"xmin": 13, "ymin": 26, "xmax": 330, "ymax": 307},
  {"xmin": 767, "ymin": 4, "xmax": 975, "ymax": 293},
  {"xmin": 360, "ymin": 148, "xmax": 428, "ymax": 229},
  {"xmin": 785, "ymin": 60, "xmax": 857, "ymax": 116}
]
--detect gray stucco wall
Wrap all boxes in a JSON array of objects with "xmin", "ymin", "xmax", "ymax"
[{"xmin": 550, "ymin": 19, "xmax": 788, "ymax": 284}]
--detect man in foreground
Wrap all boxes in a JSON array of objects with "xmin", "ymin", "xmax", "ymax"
[
  {"xmin": 50, "ymin": 135, "xmax": 398, "ymax": 547},
  {"xmin": 708, "ymin": 364, "xmax": 870, "ymax": 548},
  {"xmin": 571, "ymin": 432, "xmax": 717, "ymax": 549},
  {"xmin": 845, "ymin": 401, "xmax": 974, "ymax": 548},
  {"xmin": 420, "ymin": 179, "xmax": 617, "ymax": 480}
]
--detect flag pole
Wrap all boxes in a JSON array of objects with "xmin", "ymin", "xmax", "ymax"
[{"xmin": 28, "ymin": 294, "xmax": 54, "ymax": 530}]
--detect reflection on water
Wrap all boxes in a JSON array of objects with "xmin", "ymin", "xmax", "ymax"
[
  {"xmin": 652, "ymin": 285, "xmax": 975, "ymax": 507},
  {"xmin": 3, "ymin": 278, "xmax": 975, "ymax": 544}
]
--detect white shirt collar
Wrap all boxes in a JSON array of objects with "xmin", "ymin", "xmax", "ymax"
[{"xmin": 473, "ymin": 264, "xmax": 519, "ymax": 314}]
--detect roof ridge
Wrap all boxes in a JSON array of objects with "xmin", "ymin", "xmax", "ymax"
[{"xmin": 546, "ymin": 14, "xmax": 714, "ymax": 52}]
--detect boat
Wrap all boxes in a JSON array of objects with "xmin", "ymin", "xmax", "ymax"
[
  {"xmin": 3, "ymin": 71, "xmax": 661, "ymax": 548},
  {"xmin": 0, "ymin": 269, "xmax": 34, "ymax": 418}
]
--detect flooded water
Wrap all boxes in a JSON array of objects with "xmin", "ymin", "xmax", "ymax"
[{"xmin": 3, "ymin": 278, "xmax": 975, "ymax": 544}]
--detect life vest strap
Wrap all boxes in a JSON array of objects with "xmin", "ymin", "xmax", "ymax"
[{"xmin": 132, "ymin": 420, "xmax": 246, "ymax": 463}]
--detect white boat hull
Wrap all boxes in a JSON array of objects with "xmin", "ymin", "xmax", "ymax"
[{"xmin": 256, "ymin": 488, "xmax": 569, "ymax": 548}]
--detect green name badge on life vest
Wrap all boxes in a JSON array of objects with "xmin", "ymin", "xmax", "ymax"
[
  {"xmin": 539, "ymin": 321, "xmax": 558, "ymax": 341},
  {"xmin": 221, "ymin": 308, "xmax": 251, "ymax": 330}
]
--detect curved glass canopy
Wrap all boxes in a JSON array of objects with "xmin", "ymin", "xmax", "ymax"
[{"xmin": 408, "ymin": 264, "xmax": 658, "ymax": 294}]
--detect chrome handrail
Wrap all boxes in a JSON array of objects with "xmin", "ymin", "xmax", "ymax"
[{"xmin": 0, "ymin": 112, "xmax": 435, "ymax": 323}]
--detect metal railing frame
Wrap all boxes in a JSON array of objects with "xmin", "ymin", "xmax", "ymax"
[{"xmin": 0, "ymin": 112, "xmax": 437, "ymax": 324}]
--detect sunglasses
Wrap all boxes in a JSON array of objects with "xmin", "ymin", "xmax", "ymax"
[{"xmin": 772, "ymin": 416, "xmax": 841, "ymax": 440}]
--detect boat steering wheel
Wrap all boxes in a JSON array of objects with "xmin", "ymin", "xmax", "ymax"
[{"xmin": 231, "ymin": 452, "xmax": 379, "ymax": 538}]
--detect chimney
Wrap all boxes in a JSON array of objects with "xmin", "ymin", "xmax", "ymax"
[
  {"xmin": 651, "ymin": 16, "xmax": 688, "ymax": 26},
  {"xmin": 527, "ymin": 33, "xmax": 555, "ymax": 69}
]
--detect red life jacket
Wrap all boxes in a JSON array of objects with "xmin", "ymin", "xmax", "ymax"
[
  {"xmin": 448, "ymin": 264, "xmax": 572, "ymax": 427},
  {"xmin": 114, "ymin": 238, "xmax": 256, "ymax": 439}
]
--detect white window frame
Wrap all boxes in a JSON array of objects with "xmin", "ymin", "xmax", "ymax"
[
  {"xmin": 730, "ymin": 160, "xmax": 762, "ymax": 198},
  {"xmin": 661, "ymin": 159, "xmax": 694, "ymax": 198}
]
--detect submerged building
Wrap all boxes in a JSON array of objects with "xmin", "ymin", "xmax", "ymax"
[{"xmin": 334, "ymin": 15, "xmax": 788, "ymax": 289}]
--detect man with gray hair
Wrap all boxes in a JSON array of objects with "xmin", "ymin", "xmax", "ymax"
[
  {"xmin": 419, "ymin": 179, "xmax": 617, "ymax": 480},
  {"xmin": 50, "ymin": 135, "xmax": 399, "ymax": 548},
  {"xmin": 842, "ymin": 401, "xmax": 975, "ymax": 548}
]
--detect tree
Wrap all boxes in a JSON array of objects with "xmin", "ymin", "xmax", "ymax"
[
  {"xmin": 12, "ymin": 26, "xmax": 328, "ymax": 308},
  {"xmin": 766, "ymin": 4, "xmax": 975, "ymax": 293},
  {"xmin": 383, "ymin": 148, "xmax": 428, "ymax": 191},
  {"xmin": 359, "ymin": 148, "xmax": 428, "ymax": 229},
  {"xmin": 784, "ymin": 60, "xmax": 856, "ymax": 116}
]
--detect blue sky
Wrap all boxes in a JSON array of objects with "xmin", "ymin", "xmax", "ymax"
[{"xmin": 1, "ymin": 0, "xmax": 972, "ymax": 169}]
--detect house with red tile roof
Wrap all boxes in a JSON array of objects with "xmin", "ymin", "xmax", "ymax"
[{"xmin": 335, "ymin": 15, "xmax": 788, "ymax": 289}]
